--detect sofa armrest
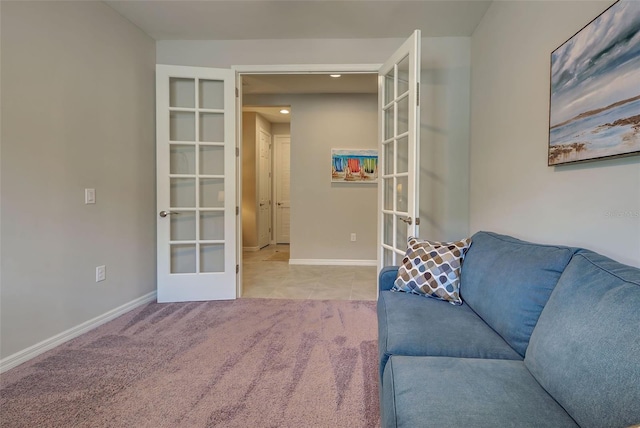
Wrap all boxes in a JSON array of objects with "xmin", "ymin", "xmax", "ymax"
[{"xmin": 379, "ymin": 266, "xmax": 399, "ymax": 292}]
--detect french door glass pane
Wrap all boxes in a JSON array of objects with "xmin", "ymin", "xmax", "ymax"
[
  {"xmin": 383, "ymin": 213, "xmax": 393, "ymax": 246},
  {"xmin": 385, "ymin": 69, "xmax": 395, "ymax": 105},
  {"xmin": 170, "ymin": 178, "xmax": 195, "ymax": 208},
  {"xmin": 199, "ymin": 145, "xmax": 224, "ymax": 175},
  {"xmin": 170, "ymin": 212, "xmax": 196, "ymax": 241},
  {"xmin": 200, "ymin": 178, "xmax": 225, "ymax": 208},
  {"xmin": 200, "ymin": 244, "xmax": 225, "ymax": 273},
  {"xmin": 397, "ymin": 137, "xmax": 409, "ymax": 174},
  {"xmin": 383, "ymin": 248, "xmax": 394, "ymax": 267},
  {"xmin": 396, "ymin": 217, "xmax": 408, "ymax": 249},
  {"xmin": 200, "ymin": 211, "xmax": 224, "ymax": 240},
  {"xmin": 397, "ymin": 55, "xmax": 410, "ymax": 96},
  {"xmin": 170, "ymin": 145, "xmax": 195, "ymax": 174},
  {"xmin": 397, "ymin": 96, "xmax": 409, "ymax": 135},
  {"xmin": 397, "ymin": 176, "xmax": 408, "ymax": 212},
  {"xmin": 170, "ymin": 112, "xmax": 195, "ymax": 141},
  {"xmin": 199, "ymin": 113, "xmax": 224, "ymax": 142},
  {"xmin": 199, "ymin": 80, "xmax": 224, "ymax": 109},
  {"xmin": 384, "ymin": 178, "xmax": 394, "ymax": 211},
  {"xmin": 169, "ymin": 78, "xmax": 195, "ymax": 108},
  {"xmin": 384, "ymin": 106, "xmax": 394, "ymax": 140},
  {"xmin": 170, "ymin": 244, "xmax": 196, "ymax": 273},
  {"xmin": 384, "ymin": 142, "xmax": 394, "ymax": 175}
]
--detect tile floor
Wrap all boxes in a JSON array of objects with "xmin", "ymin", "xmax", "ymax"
[{"xmin": 241, "ymin": 244, "xmax": 378, "ymax": 301}]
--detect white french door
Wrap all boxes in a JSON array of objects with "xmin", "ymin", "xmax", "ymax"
[
  {"xmin": 378, "ymin": 30, "xmax": 421, "ymax": 270},
  {"xmin": 156, "ymin": 65, "xmax": 236, "ymax": 303}
]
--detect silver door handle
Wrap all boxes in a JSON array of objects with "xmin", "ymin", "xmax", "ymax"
[
  {"xmin": 159, "ymin": 210, "xmax": 180, "ymax": 218},
  {"xmin": 399, "ymin": 216, "xmax": 412, "ymax": 225}
]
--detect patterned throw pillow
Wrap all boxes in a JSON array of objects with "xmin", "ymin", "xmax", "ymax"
[{"xmin": 392, "ymin": 237, "xmax": 472, "ymax": 305}]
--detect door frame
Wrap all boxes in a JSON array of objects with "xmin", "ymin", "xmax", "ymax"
[{"xmin": 233, "ymin": 64, "xmax": 381, "ymax": 297}]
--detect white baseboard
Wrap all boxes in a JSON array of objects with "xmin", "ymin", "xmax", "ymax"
[
  {"xmin": 0, "ymin": 291, "xmax": 157, "ymax": 374},
  {"xmin": 288, "ymin": 259, "xmax": 377, "ymax": 267}
]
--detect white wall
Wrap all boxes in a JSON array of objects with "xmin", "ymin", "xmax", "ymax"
[
  {"xmin": 470, "ymin": 1, "xmax": 640, "ymax": 267},
  {"xmin": 158, "ymin": 36, "xmax": 472, "ymax": 249},
  {"xmin": 1, "ymin": 1, "xmax": 156, "ymax": 359}
]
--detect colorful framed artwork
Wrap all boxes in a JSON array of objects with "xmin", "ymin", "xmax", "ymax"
[
  {"xmin": 548, "ymin": 0, "xmax": 640, "ymax": 166},
  {"xmin": 331, "ymin": 149, "xmax": 378, "ymax": 183}
]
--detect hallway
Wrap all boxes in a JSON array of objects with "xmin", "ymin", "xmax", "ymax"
[{"xmin": 242, "ymin": 245, "xmax": 378, "ymax": 301}]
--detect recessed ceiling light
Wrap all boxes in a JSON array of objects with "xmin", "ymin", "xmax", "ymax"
[
  {"xmin": 280, "ymin": 109, "xmax": 290, "ymax": 114},
  {"xmin": 330, "ymin": 74, "xmax": 341, "ymax": 78}
]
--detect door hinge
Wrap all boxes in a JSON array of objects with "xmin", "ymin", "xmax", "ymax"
[
  {"xmin": 236, "ymin": 147, "xmax": 239, "ymax": 157},
  {"xmin": 236, "ymin": 206, "xmax": 239, "ymax": 215},
  {"xmin": 415, "ymin": 217, "xmax": 421, "ymax": 226},
  {"xmin": 235, "ymin": 87, "xmax": 239, "ymax": 97},
  {"xmin": 236, "ymin": 264, "xmax": 239, "ymax": 274},
  {"xmin": 416, "ymin": 82, "xmax": 420, "ymax": 107}
]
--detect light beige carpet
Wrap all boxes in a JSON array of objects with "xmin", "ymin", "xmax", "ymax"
[{"xmin": 0, "ymin": 298, "xmax": 380, "ymax": 427}]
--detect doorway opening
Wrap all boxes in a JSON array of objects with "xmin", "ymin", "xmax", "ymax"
[{"xmin": 237, "ymin": 70, "xmax": 379, "ymax": 300}]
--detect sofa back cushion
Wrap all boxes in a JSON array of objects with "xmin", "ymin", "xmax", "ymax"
[
  {"xmin": 460, "ymin": 232, "xmax": 576, "ymax": 357},
  {"xmin": 525, "ymin": 250, "xmax": 640, "ymax": 428}
]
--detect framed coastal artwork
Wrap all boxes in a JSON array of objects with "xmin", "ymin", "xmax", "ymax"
[
  {"xmin": 331, "ymin": 149, "xmax": 378, "ymax": 183},
  {"xmin": 548, "ymin": 0, "xmax": 640, "ymax": 166}
]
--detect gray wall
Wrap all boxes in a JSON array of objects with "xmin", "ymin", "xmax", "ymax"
[
  {"xmin": 470, "ymin": 1, "xmax": 640, "ymax": 267},
  {"xmin": 158, "ymin": 36, "xmax": 472, "ymax": 250},
  {"xmin": 245, "ymin": 93, "xmax": 378, "ymax": 261},
  {"xmin": 1, "ymin": 1, "xmax": 156, "ymax": 358}
]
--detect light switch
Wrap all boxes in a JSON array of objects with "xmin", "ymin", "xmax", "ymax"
[{"xmin": 85, "ymin": 188, "xmax": 96, "ymax": 204}]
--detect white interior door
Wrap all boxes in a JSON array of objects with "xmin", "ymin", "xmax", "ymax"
[
  {"xmin": 156, "ymin": 64, "xmax": 236, "ymax": 303},
  {"xmin": 275, "ymin": 135, "xmax": 291, "ymax": 244},
  {"xmin": 258, "ymin": 128, "xmax": 272, "ymax": 248},
  {"xmin": 378, "ymin": 30, "xmax": 421, "ymax": 270}
]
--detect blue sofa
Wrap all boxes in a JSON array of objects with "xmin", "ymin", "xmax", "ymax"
[{"xmin": 377, "ymin": 231, "xmax": 640, "ymax": 428}]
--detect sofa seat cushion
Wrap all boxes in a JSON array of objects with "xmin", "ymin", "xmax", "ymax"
[
  {"xmin": 525, "ymin": 250, "xmax": 640, "ymax": 428},
  {"xmin": 377, "ymin": 290, "xmax": 521, "ymax": 379},
  {"xmin": 382, "ymin": 356, "xmax": 578, "ymax": 428},
  {"xmin": 460, "ymin": 231, "xmax": 577, "ymax": 357}
]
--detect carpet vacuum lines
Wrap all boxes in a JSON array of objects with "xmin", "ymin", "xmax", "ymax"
[{"xmin": 0, "ymin": 298, "xmax": 380, "ymax": 428}]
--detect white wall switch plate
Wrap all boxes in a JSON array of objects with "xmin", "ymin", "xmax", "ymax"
[
  {"xmin": 85, "ymin": 188, "xmax": 96, "ymax": 204},
  {"xmin": 350, "ymin": 233, "xmax": 357, "ymax": 242},
  {"xmin": 96, "ymin": 265, "xmax": 106, "ymax": 282}
]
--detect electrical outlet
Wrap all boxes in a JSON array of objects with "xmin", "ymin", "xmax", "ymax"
[
  {"xmin": 350, "ymin": 233, "xmax": 357, "ymax": 242},
  {"xmin": 96, "ymin": 265, "xmax": 106, "ymax": 282}
]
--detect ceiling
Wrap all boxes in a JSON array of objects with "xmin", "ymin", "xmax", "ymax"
[
  {"xmin": 105, "ymin": 1, "xmax": 492, "ymax": 124},
  {"xmin": 105, "ymin": 1, "xmax": 492, "ymax": 40}
]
